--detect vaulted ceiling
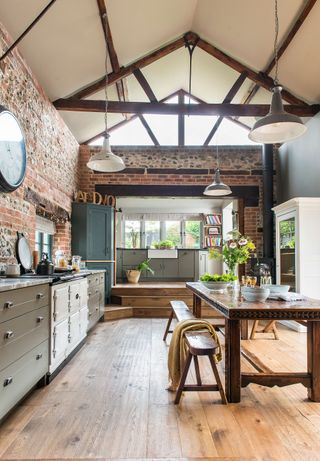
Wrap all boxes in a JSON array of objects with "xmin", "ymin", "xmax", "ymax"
[{"xmin": 0, "ymin": 0, "xmax": 319, "ymax": 144}]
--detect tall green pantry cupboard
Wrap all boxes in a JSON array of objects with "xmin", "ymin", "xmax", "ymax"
[{"xmin": 71, "ymin": 203, "xmax": 114, "ymax": 303}]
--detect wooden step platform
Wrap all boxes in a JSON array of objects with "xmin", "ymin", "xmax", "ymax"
[{"xmin": 106, "ymin": 282, "xmax": 224, "ymax": 321}]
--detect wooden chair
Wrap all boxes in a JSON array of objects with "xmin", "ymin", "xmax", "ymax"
[
  {"xmin": 250, "ymin": 319, "xmax": 279, "ymax": 340},
  {"xmin": 174, "ymin": 331, "xmax": 227, "ymax": 405}
]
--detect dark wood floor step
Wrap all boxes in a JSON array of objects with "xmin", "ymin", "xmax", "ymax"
[
  {"xmin": 111, "ymin": 295, "xmax": 193, "ymax": 307},
  {"xmin": 111, "ymin": 285, "xmax": 191, "ymax": 297}
]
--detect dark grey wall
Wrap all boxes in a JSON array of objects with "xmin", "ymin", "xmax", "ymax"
[{"xmin": 277, "ymin": 112, "xmax": 320, "ymax": 203}]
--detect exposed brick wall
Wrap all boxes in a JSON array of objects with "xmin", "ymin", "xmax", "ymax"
[
  {"xmin": 79, "ymin": 145, "xmax": 265, "ymax": 256},
  {"xmin": 0, "ymin": 22, "xmax": 79, "ymax": 262}
]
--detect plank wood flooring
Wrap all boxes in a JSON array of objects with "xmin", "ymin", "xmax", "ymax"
[{"xmin": 0, "ymin": 319, "xmax": 320, "ymax": 461}]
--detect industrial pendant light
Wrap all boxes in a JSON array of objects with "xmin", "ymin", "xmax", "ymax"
[
  {"xmin": 248, "ymin": 0, "xmax": 307, "ymax": 144},
  {"xmin": 203, "ymin": 145, "xmax": 232, "ymax": 196},
  {"xmin": 87, "ymin": 14, "xmax": 125, "ymax": 172}
]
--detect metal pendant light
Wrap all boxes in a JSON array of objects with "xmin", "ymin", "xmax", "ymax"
[
  {"xmin": 87, "ymin": 14, "xmax": 125, "ymax": 172},
  {"xmin": 203, "ymin": 145, "xmax": 232, "ymax": 196},
  {"xmin": 248, "ymin": 0, "xmax": 307, "ymax": 144}
]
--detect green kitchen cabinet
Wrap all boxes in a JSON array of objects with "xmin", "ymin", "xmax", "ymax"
[
  {"xmin": 72, "ymin": 203, "xmax": 114, "ymax": 303},
  {"xmin": 72, "ymin": 203, "xmax": 114, "ymax": 261}
]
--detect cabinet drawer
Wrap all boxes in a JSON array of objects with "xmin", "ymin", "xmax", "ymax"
[
  {"xmin": 0, "ymin": 284, "xmax": 49, "ymax": 323},
  {"xmin": 51, "ymin": 318, "xmax": 69, "ymax": 369},
  {"xmin": 0, "ymin": 340, "xmax": 48, "ymax": 421},
  {"xmin": 87, "ymin": 273, "xmax": 102, "ymax": 288},
  {"xmin": 88, "ymin": 307, "xmax": 100, "ymax": 331},
  {"xmin": 0, "ymin": 305, "xmax": 49, "ymax": 372},
  {"xmin": 123, "ymin": 250, "xmax": 147, "ymax": 266}
]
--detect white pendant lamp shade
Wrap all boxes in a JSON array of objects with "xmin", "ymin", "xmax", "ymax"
[
  {"xmin": 203, "ymin": 169, "xmax": 232, "ymax": 196},
  {"xmin": 248, "ymin": 86, "xmax": 307, "ymax": 144},
  {"xmin": 86, "ymin": 135, "xmax": 125, "ymax": 172}
]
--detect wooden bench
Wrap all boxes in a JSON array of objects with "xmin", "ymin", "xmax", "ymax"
[
  {"xmin": 163, "ymin": 300, "xmax": 195, "ymax": 341},
  {"xmin": 163, "ymin": 300, "xmax": 225, "ymax": 341},
  {"xmin": 175, "ymin": 331, "xmax": 227, "ymax": 404}
]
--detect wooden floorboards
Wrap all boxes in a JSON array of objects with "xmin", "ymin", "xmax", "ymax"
[{"xmin": 0, "ymin": 319, "xmax": 320, "ymax": 460}]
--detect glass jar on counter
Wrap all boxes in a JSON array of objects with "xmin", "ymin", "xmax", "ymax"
[{"xmin": 71, "ymin": 255, "xmax": 81, "ymax": 272}]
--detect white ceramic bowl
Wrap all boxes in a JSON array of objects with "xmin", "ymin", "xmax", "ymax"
[
  {"xmin": 241, "ymin": 286, "xmax": 270, "ymax": 302},
  {"xmin": 260, "ymin": 284, "xmax": 290, "ymax": 294},
  {"xmin": 200, "ymin": 281, "xmax": 230, "ymax": 291}
]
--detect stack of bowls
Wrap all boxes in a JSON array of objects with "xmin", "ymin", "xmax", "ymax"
[{"xmin": 241, "ymin": 285, "xmax": 270, "ymax": 302}]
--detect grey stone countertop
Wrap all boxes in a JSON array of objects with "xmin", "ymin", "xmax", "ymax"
[
  {"xmin": 0, "ymin": 278, "xmax": 51, "ymax": 292},
  {"xmin": 79, "ymin": 269, "xmax": 106, "ymax": 275}
]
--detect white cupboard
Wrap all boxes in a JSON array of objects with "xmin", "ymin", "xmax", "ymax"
[
  {"xmin": 49, "ymin": 278, "xmax": 88, "ymax": 374},
  {"xmin": 273, "ymin": 198, "xmax": 320, "ymax": 331}
]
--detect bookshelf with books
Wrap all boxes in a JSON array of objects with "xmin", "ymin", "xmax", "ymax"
[{"xmin": 203, "ymin": 214, "xmax": 222, "ymax": 248}]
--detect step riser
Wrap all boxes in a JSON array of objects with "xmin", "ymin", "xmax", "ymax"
[
  {"xmin": 118, "ymin": 296, "xmax": 193, "ymax": 307},
  {"xmin": 112, "ymin": 288, "xmax": 191, "ymax": 296}
]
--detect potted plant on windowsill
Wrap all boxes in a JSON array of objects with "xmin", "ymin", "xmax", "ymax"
[
  {"xmin": 153, "ymin": 240, "xmax": 174, "ymax": 250},
  {"xmin": 126, "ymin": 258, "xmax": 154, "ymax": 284}
]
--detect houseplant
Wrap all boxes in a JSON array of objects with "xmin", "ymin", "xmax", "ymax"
[
  {"xmin": 153, "ymin": 240, "xmax": 174, "ymax": 249},
  {"xmin": 126, "ymin": 258, "xmax": 154, "ymax": 284},
  {"xmin": 209, "ymin": 230, "xmax": 256, "ymax": 277}
]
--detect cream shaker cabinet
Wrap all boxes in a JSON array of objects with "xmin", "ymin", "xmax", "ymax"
[{"xmin": 50, "ymin": 278, "xmax": 88, "ymax": 375}]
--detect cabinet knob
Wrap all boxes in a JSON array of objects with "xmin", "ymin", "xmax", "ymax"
[
  {"xmin": 4, "ymin": 331, "xmax": 14, "ymax": 339},
  {"xmin": 88, "ymin": 312, "xmax": 92, "ymax": 317},
  {"xmin": 3, "ymin": 377, "xmax": 13, "ymax": 387},
  {"xmin": 88, "ymin": 292, "xmax": 92, "ymax": 296},
  {"xmin": 37, "ymin": 316, "xmax": 44, "ymax": 323},
  {"xmin": 4, "ymin": 301, "xmax": 13, "ymax": 309},
  {"xmin": 36, "ymin": 293, "xmax": 44, "ymax": 299},
  {"xmin": 75, "ymin": 293, "xmax": 80, "ymax": 299},
  {"xmin": 36, "ymin": 353, "xmax": 43, "ymax": 360}
]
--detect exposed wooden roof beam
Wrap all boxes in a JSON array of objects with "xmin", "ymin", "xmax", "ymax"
[
  {"xmin": 96, "ymin": 0, "xmax": 128, "ymax": 105},
  {"xmin": 196, "ymin": 37, "xmax": 307, "ymax": 106},
  {"xmin": 63, "ymin": 34, "xmax": 193, "ymax": 101},
  {"xmin": 203, "ymin": 72, "xmax": 248, "ymax": 145},
  {"xmin": 55, "ymin": 99, "xmax": 319, "ymax": 116},
  {"xmin": 242, "ymin": 0, "xmax": 318, "ymax": 105},
  {"xmin": 133, "ymin": 69, "xmax": 158, "ymax": 102},
  {"xmin": 138, "ymin": 115, "xmax": 160, "ymax": 145}
]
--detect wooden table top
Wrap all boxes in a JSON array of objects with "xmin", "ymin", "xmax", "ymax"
[{"xmin": 186, "ymin": 282, "xmax": 320, "ymax": 320}]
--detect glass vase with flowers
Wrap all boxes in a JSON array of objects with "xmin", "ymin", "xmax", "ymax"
[{"xmin": 209, "ymin": 230, "xmax": 256, "ymax": 277}]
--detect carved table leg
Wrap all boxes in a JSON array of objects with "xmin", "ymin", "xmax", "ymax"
[
  {"xmin": 307, "ymin": 321, "xmax": 320, "ymax": 402},
  {"xmin": 225, "ymin": 318, "xmax": 241, "ymax": 402},
  {"xmin": 193, "ymin": 293, "xmax": 201, "ymax": 318}
]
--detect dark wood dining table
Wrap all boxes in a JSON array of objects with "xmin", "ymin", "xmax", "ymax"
[{"xmin": 186, "ymin": 282, "xmax": 320, "ymax": 403}]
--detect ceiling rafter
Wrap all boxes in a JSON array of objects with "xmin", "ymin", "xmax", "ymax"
[
  {"xmin": 56, "ymin": 30, "xmax": 309, "ymax": 107},
  {"xmin": 60, "ymin": 34, "xmax": 191, "ymax": 101},
  {"xmin": 54, "ymin": 99, "xmax": 318, "ymax": 116},
  {"xmin": 132, "ymin": 68, "xmax": 160, "ymax": 145},
  {"xmin": 242, "ymin": 0, "xmax": 318, "ymax": 105},
  {"xmin": 203, "ymin": 71, "xmax": 248, "ymax": 146},
  {"xmin": 196, "ymin": 36, "xmax": 306, "ymax": 106},
  {"xmin": 133, "ymin": 68, "xmax": 158, "ymax": 102},
  {"xmin": 81, "ymin": 91, "xmax": 182, "ymax": 145},
  {"xmin": 96, "ymin": 0, "xmax": 128, "ymax": 107}
]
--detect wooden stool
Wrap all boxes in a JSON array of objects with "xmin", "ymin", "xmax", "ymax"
[
  {"xmin": 174, "ymin": 331, "xmax": 227, "ymax": 405},
  {"xmin": 250, "ymin": 320, "xmax": 279, "ymax": 340},
  {"xmin": 163, "ymin": 300, "xmax": 195, "ymax": 341}
]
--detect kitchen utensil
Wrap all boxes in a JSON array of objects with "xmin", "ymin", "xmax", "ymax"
[
  {"xmin": 16, "ymin": 232, "xmax": 32, "ymax": 274},
  {"xmin": 36, "ymin": 253, "xmax": 54, "ymax": 275},
  {"xmin": 5, "ymin": 263, "xmax": 21, "ymax": 277}
]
